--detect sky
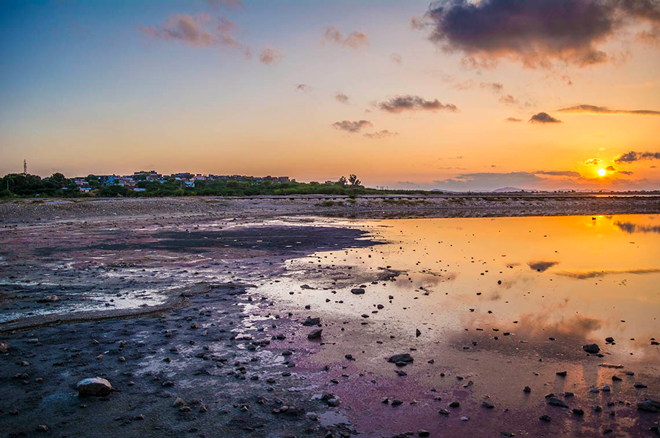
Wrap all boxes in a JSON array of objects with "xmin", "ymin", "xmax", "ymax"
[{"xmin": 1, "ymin": 0, "xmax": 659, "ymax": 191}]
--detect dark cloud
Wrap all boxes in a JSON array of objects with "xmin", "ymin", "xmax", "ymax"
[
  {"xmin": 140, "ymin": 14, "xmax": 244, "ymax": 50},
  {"xmin": 536, "ymin": 170, "xmax": 581, "ymax": 177},
  {"xmin": 332, "ymin": 120, "xmax": 373, "ymax": 133},
  {"xmin": 615, "ymin": 151, "xmax": 660, "ymax": 163},
  {"xmin": 378, "ymin": 95, "xmax": 458, "ymax": 113},
  {"xmin": 390, "ymin": 52, "xmax": 403, "ymax": 64},
  {"xmin": 585, "ymin": 158, "xmax": 601, "ymax": 165},
  {"xmin": 529, "ymin": 112, "xmax": 562, "ymax": 124},
  {"xmin": 505, "ymin": 117, "xmax": 522, "ymax": 122},
  {"xmin": 335, "ymin": 92, "xmax": 349, "ymax": 104},
  {"xmin": 423, "ymin": 0, "xmax": 660, "ymax": 69},
  {"xmin": 258, "ymin": 47, "xmax": 282, "ymax": 65},
  {"xmin": 557, "ymin": 104, "xmax": 660, "ymax": 115},
  {"xmin": 606, "ymin": 165, "xmax": 616, "ymax": 171},
  {"xmin": 528, "ymin": 261, "xmax": 560, "ymax": 272},
  {"xmin": 434, "ymin": 170, "xmax": 583, "ymax": 191},
  {"xmin": 295, "ymin": 84, "xmax": 311, "ymax": 93},
  {"xmin": 322, "ymin": 26, "xmax": 369, "ymax": 49},
  {"xmin": 364, "ymin": 130, "xmax": 399, "ymax": 139}
]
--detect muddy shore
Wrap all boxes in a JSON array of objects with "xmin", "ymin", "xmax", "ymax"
[{"xmin": 1, "ymin": 196, "xmax": 659, "ymax": 438}]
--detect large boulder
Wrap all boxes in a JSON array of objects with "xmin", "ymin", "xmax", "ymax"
[{"xmin": 76, "ymin": 377, "xmax": 113, "ymax": 396}]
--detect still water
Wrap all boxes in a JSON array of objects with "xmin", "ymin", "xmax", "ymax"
[{"xmin": 259, "ymin": 214, "xmax": 660, "ymax": 428}]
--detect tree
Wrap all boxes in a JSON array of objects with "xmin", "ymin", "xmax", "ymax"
[
  {"xmin": 337, "ymin": 176, "xmax": 347, "ymax": 187},
  {"xmin": 348, "ymin": 174, "xmax": 361, "ymax": 187}
]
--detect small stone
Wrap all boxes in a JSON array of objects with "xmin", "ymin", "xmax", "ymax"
[
  {"xmin": 418, "ymin": 430, "xmax": 430, "ymax": 437},
  {"xmin": 36, "ymin": 425, "xmax": 49, "ymax": 432},
  {"xmin": 76, "ymin": 377, "xmax": 113, "ymax": 396},
  {"xmin": 307, "ymin": 329, "xmax": 323, "ymax": 340},
  {"xmin": 583, "ymin": 344, "xmax": 600, "ymax": 354},
  {"xmin": 438, "ymin": 408, "xmax": 449, "ymax": 416},
  {"xmin": 449, "ymin": 401, "xmax": 460, "ymax": 408},
  {"xmin": 556, "ymin": 371, "xmax": 567, "ymax": 377},
  {"xmin": 0, "ymin": 342, "xmax": 9, "ymax": 353},
  {"xmin": 173, "ymin": 398, "xmax": 185, "ymax": 407},
  {"xmin": 634, "ymin": 382, "xmax": 648, "ymax": 389},
  {"xmin": 388, "ymin": 353, "xmax": 414, "ymax": 364},
  {"xmin": 605, "ymin": 337, "xmax": 614, "ymax": 343},
  {"xmin": 637, "ymin": 399, "xmax": 660, "ymax": 413},
  {"xmin": 351, "ymin": 288, "xmax": 365, "ymax": 295},
  {"xmin": 523, "ymin": 386, "xmax": 531, "ymax": 393},
  {"xmin": 572, "ymin": 408, "xmax": 584, "ymax": 416},
  {"xmin": 547, "ymin": 397, "xmax": 569, "ymax": 408},
  {"xmin": 539, "ymin": 414, "xmax": 551, "ymax": 422},
  {"xmin": 303, "ymin": 317, "xmax": 321, "ymax": 326}
]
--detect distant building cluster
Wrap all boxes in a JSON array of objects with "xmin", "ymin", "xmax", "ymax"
[{"xmin": 70, "ymin": 171, "xmax": 292, "ymax": 192}]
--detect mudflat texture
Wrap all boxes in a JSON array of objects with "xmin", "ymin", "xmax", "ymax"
[{"xmin": 1, "ymin": 198, "xmax": 659, "ymax": 438}]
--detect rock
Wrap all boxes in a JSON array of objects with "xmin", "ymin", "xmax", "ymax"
[
  {"xmin": 638, "ymin": 399, "xmax": 660, "ymax": 413},
  {"xmin": 539, "ymin": 414, "xmax": 551, "ymax": 422},
  {"xmin": 635, "ymin": 382, "xmax": 648, "ymax": 389},
  {"xmin": 391, "ymin": 399, "xmax": 403, "ymax": 406},
  {"xmin": 76, "ymin": 377, "xmax": 113, "ymax": 396},
  {"xmin": 556, "ymin": 371, "xmax": 567, "ymax": 377},
  {"xmin": 418, "ymin": 431, "xmax": 430, "ymax": 437},
  {"xmin": 36, "ymin": 425, "xmax": 49, "ymax": 432},
  {"xmin": 482, "ymin": 401, "xmax": 495, "ymax": 409},
  {"xmin": 547, "ymin": 397, "xmax": 569, "ymax": 408},
  {"xmin": 307, "ymin": 329, "xmax": 323, "ymax": 340},
  {"xmin": 449, "ymin": 401, "xmax": 460, "ymax": 408},
  {"xmin": 523, "ymin": 386, "xmax": 531, "ymax": 393},
  {"xmin": 572, "ymin": 408, "xmax": 584, "ymax": 416},
  {"xmin": 327, "ymin": 398, "xmax": 340, "ymax": 407},
  {"xmin": 605, "ymin": 337, "xmax": 615, "ymax": 343},
  {"xmin": 173, "ymin": 397, "xmax": 185, "ymax": 407},
  {"xmin": 0, "ymin": 342, "xmax": 9, "ymax": 353},
  {"xmin": 438, "ymin": 408, "xmax": 449, "ymax": 415},
  {"xmin": 416, "ymin": 329, "xmax": 421, "ymax": 337},
  {"xmin": 583, "ymin": 344, "xmax": 600, "ymax": 354},
  {"xmin": 303, "ymin": 317, "xmax": 321, "ymax": 326},
  {"xmin": 351, "ymin": 288, "xmax": 365, "ymax": 295},
  {"xmin": 388, "ymin": 353, "xmax": 414, "ymax": 364}
]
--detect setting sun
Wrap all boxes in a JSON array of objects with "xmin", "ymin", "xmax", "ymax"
[{"xmin": 597, "ymin": 168, "xmax": 607, "ymax": 177}]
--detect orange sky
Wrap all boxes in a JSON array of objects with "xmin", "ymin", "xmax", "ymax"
[{"xmin": 1, "ymin": 0, "xmax": 659, "ymax": 190}]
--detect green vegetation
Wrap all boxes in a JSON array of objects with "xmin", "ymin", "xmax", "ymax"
[{"xmin": 0, "ymin": 173, "xmax": 429, "ymax": 198}]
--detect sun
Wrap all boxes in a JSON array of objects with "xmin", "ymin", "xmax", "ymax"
[{"xmin": 597, "ymin": 168, "xmax": 607, "ymax": 177}]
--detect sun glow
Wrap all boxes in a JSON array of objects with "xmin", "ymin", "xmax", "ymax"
[{"xmin": 597, "ymin": 168, "xmax": 607, "ymax": 177}]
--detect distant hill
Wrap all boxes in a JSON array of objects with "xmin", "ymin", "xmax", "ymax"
[{"xmin": 492, "ymin": 187, "xmax": 526, "ymax": 193}]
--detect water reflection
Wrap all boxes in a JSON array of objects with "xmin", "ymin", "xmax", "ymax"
[
  {"xmin": 275, "ymin": 214, "xmax": 660, "ymax": 368},
  {"xmin": 615, "ymin": 221, "xmax": 660, "ymax": 234}
]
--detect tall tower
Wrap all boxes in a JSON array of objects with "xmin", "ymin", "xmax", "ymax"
[{"xmin": 23, "ymin": 159, "xmax": 27, "ymax": 176}]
